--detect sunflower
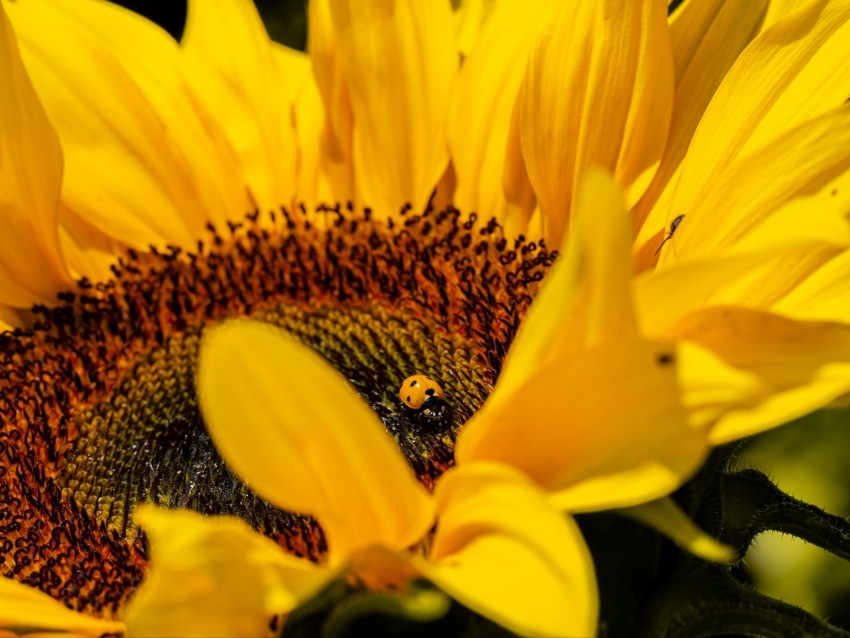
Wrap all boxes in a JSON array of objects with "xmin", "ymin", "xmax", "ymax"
[{"xmin": 1, "ymin": 0, "xmax": 850, "ymax": 635}]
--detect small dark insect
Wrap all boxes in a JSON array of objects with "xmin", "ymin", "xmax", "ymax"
[
  {"xmin": 654, "ymin": 214, "xmax": 686, "ymax": 255},
  {"xmin": 656, "ymin": 352, "xmax": 675, "ymax": 366}
]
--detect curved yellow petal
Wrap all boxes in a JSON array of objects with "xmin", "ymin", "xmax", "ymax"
[
  {"xmin": 420, "ymin": 463, "xmax": 597, "ymax": 638},
  {"xmin": 491, "ymin": 169, "xmax": 637, "ymax": 404},
  {"xmin": 460, "ymin": 334, "xmax": 760, "ymax": 511},
  {"xmin": 14, "ymin": 0, "xmax": 250, "ymax": 234},
  {"xmin": 665, "ymin": 307, "xmax": 850, "ymax": 443},
  {"xmin": 449, "ymin": 0, "xmax": 556, "ymax": 234},
  {"xmin": 5, "ymin": 0, "xmax": 217, "ymax": 249},
  {"xmin": 124, "ymin": 506, "xmax": 329, "ymax": 638},
  {"xmin": 182, "ymin": 0, "xmax": 298, "ymax": 211},
  {"xmin": 0, "ymin": 576, "xmax": 124, "ymax": 636},
  {"xmin": 670, "ymin": 0, "xmax": 850, "ymax": 218},
  {"xmin": 548, "ymin": 437, "xmax": 707, "ymax": 514},
  {"xmin": 634, "ymin": 0, "xmax": 769, "ymax": 239},
  {"xmin": 548, "ymin": 341, "xmax": 760, "ymax": 513},
  {"xmin": 327, "ymin": 0, "xmax": 457, "ymax": 218},
  {"xmin": 0, "ymin": 2, "xmax": 71, "ymax": 308},
  {"xmin": 520, "ymin": 0, "xmax": 673, "ymax": 246},
  {"xmin": 198, "ymin": 320, "xmax": 434, "ymax": 562},
  {"xmin": 663, "ymin": 106, "xmax": 850, "ymax": 265},
  {"xmin": 458, "ymin": 339, "xmax": 698, "ymax": 493},
  {"xmin": 618, "ymin": 497, "xmax": 735, "ymax": 563},
  {"xmin": 763, "ymin": 0, "xmax": 822, "ymax": 31}
]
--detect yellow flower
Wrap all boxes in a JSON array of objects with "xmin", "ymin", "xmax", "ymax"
[
  {"xmin": 97, "ymin": 168, "xmax": 729, "ymax": 635},
  {"xmin": 116, "ymin": 168, "xmax": 742, "ymax": 636},
  {"xmin": 1, "ymin": 0, "xmax": 850, "ymax": 634}
]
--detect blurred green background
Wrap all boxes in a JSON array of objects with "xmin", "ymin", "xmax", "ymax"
[{"xmin": 738, "ymin": 409, "xmax": 850, "ymax": 629}]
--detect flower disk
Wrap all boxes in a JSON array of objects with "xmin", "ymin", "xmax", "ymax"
[{"xmin": 0, "ymin": 202, "xmax": 555, "ymax": 615}]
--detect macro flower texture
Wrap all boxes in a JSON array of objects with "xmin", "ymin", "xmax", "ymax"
[{"xmin": 1, "ymin": 0, "xmax": 850, "ymax": 636}]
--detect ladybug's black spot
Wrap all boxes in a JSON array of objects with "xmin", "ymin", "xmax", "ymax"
[
  {"xmin": 425, "ymin": 388, "xmax": 435, "ymax": 397},
  {"xmin": 409, "ymin": 380, "xmax": 418, "ymax": 387},
  {"xmin": 657, "ymin": 352, "xmax": 675, "ymax": 365}
]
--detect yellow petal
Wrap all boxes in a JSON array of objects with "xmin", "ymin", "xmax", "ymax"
[
  {"xmin": 453, "ymin": 0, "xmax": 497, "ymax": 56},
  {"xmin": 198, "ymin": 320, "xmax": 434, "ymax": 562},
  {"xmin": 16, "ymin": 0, "xmax": 250, "ymax": 234},
  {"xmin": 634, "ymin": 0, "xmax": 769, "ymax": 238},
  {"xmin": 57, "ymin": 204, "xmax": 119, "ymax": 282},
  {"xmin": 458, "ymin": 339, "xmax": 700, "ymax": 497},
  {"xmin": 124, "ymin": 506, "xmax": 329, "ymax": 638},
  {"xmin": 548, "ymin": 438, "xmax": 706, "ymax": 514},
  {"xmin": 547, "ymin": 346, "xmax": 759, "ymax": 513},
  {"xmin": 287, "ymin": 46, "xmax": 326, "ymax": 210},
  {"xmin": 619, "ymin": 497, "xmax": 736, "ymax": 563},
  {"xmin": 0, "ymin": 2, "xmax": 71, "ymax": 308},
  {"xmin": 5, "ymin": 0, "xmax": 219, "ymax": 249},
  {"xmin": 718, "ymin": 246, "xmax": 844, "ymax": 320},
  {"xmin": 327, "ymin": 0, "xmax": 458, "ymax": 218},
  {"xmin": 520, "ymin": 0, "xmax": 674, "ymax": 246},
  {"xmin": 308, "ymin": 0, "xmax": 355, "ymax": 205},
  {"xmin": 818, "ymin": 165, "xmax": 850, "ymax": 214},
  {"xmin": 419, "ymin": 463, "xmax": 597, "ymax": 638},
  {"xmin": 449, "ymin": 0, "xmax": 556, "ymax": 233},
  {"xmin": 491, "ymin": 169, "xmax": 637, "ymax": 404},
  {"xmin": 669, "ymin": 0, "xmax": 765, "ymax": 84},
  {"xmin": 763, "ymin": 0, "xmax": 820, "ymax": 31},
  {"xmin": 636, "ymin": 195, "xmax": 850, "ymax": 332},
  {"xmin": 663, "ymin": 106, "xmax": 850, "ymax": 265},
  {"xmin": 182, "ymin": 0, "xmax": 298, "ymax": 211},
  {"xmin": 0, "ymin": 577, "xmax": 124, "ymax": 636},
  {"xmin": 675, "ymin": 340, "xmax": 765, "ymax": 430},
  {"xmin": 461, "ymin": 333, "xmax": 760, "ymax": 513},
  {"xmin": 500, "ymin": 100, "xmax": 537, "ymax": 238},
  {"xmin": 721, "ymin": 192, "xmax": 850, "ymax": 258},
  {"xmin": 772, "ymin": 249, "xmax": 850, "ymax": 321},
  {"xmin": 665, "ymin": 307, "xmax": 850, "ymax": 443},
  {"xmin": 670, "ymin": 0, "xmax": 850, "ymax": 218}
]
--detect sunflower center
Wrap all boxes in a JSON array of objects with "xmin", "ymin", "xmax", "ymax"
[
  {"xmin": 59, "ymin": 303, "xmax": 488, "ymax": 543},
  {"xmin": 0, "ymin": 204, "xmax": 554, "ymax": 614}
]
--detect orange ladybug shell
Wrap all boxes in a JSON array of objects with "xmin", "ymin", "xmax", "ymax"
[{"xmin": 399, "ymin": 375, "xmax": 444, "ymax": 410}]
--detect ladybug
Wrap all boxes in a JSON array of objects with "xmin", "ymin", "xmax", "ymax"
[{"xmin": 399, "ymin": 375, "xmax": 445, "ymax": 418}]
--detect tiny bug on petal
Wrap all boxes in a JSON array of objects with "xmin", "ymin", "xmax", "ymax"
[{"xmin": 654, "ymin": 214, "xmax": 686, "ymax": 256}]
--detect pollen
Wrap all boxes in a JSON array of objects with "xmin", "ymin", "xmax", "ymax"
[{"xmin": 0, "ymin": 202, "xmax": 555, "ymax": 615}]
